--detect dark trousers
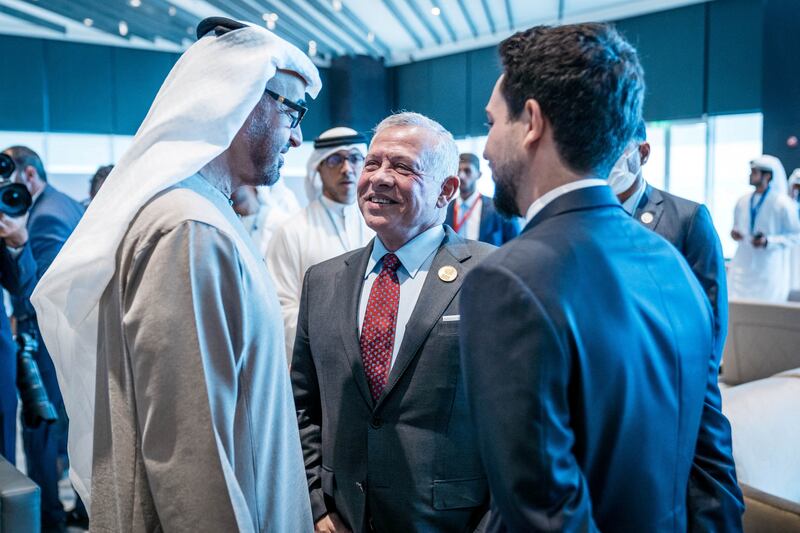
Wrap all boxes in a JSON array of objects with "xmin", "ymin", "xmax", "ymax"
[
  {"xmin": 0, "ymin": 406, "xmax": 15, "ymax": 464},
  {"xmin": 22, "ymin": 344, "xmax": 67, "ymax": 531}
]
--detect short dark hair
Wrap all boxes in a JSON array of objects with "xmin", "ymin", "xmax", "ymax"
[
  {"xmin": 3, "ymin": 145, "xmax": 47, "ymax": 182},
  {"xmin": 90, "ymin": 164, "xmax": 114, "ymax": 199},
  {"xmin": 498, "ymin": 23, "xmax": 645, "ymax": 177}
]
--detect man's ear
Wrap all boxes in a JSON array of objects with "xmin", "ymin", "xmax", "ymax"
[
  {"xmin": 437, "ymin": 175, "xmax": 460, "ymax": 208},
  {"xmin": 23, "ymin": 166, "xmax": 39, "ymax": 184},
  {"xmin": 639, "ymin": 142, "xmax": 651, "ymax": 166},
  {"xmin": 522, "ymin": 99, "xmax": 544, "ymax": 149}
]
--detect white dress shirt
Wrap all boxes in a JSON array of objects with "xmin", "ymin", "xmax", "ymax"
[
  {"xmin": 453, "ymin": 190, "xmax": 483, "ymax": 241},
  {"xmin": 358, "ymin": 225, "xmax": 445, "ymax": 369}
]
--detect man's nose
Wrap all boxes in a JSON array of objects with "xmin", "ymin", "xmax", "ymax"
[{"xmin": 290, "ymin": 125, "xmax": 303, "ymax": 147}]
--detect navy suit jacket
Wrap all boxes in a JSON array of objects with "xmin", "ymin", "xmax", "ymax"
[
  {"xmin": 446, "ymin": 195, "xmax": 520, "ymax": 246},
  {"xmin": 14, "ymin": 185, "xmax": 84, "ymax": 406},
  {"xmin": 460, "ymin": 186, "xmax": 743, "ymax": 532},
  {"xmin": 0, "ymin": 241, "xmax": 37, "ymax": 458}
]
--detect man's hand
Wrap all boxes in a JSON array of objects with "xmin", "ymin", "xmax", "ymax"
[
  {"xmin": 730, "ymin": 229, "xmax": 743, "ymax": 241},
  {"xmin": 751, "ymin": 234, "xmax": 768, "ymax": 248},
  {"xmin": 0, "ymin": 213, "xmax": 28, "ymax": 248},
  {"xmin": 315, "ymin": 512, "xmax": 351, "ymax": 533}
]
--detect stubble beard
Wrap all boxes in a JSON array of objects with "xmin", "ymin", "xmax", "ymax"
[{"xmin": 492, "ymin": 158, "xmax": 524, "ymax": 218}]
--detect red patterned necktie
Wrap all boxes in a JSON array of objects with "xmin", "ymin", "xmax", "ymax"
[{"xmin": 360, "ymin": 253, "xmax": 402, "ymax": 401}]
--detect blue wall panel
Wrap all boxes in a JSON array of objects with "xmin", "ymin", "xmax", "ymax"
[
  {"xmin": 44, "ymin": 41, "xmax": 114, "ymax": 133},
  {"xmin": 113, "ymin": 47, "xmax": 178, "ymax": 135},
  {"xmin": 0, "ymin": 35, "xmax": 46, "ymax": 131},
  {"xmin": 707, "ymin": 0, "xmax": 762, "ymax": 115},
  {"xmin": 429, "ymin": 53, "xmax": 468, "ymax": 135},
  {"xmin": 615, "ymin": 4, "xmax": 706, "ymax": 121},
  {"xmin": 467, "ymin": 46, "xmax": 501, "ymax": 136}
]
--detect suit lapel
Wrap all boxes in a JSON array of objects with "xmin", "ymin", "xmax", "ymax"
[
  {"xmin": 633, "ymin": 184, "xmax": 665, "ymax": 231},
  {"xmin": 337, "ymin": 242, "xmax": 375, "ymax": 408},
  {"xmin": 375, "ymin": 228, "xmax": 471, "ymax": 409}
]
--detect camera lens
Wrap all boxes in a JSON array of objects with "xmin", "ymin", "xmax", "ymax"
[
  {"xmin": 0, "ymin": 153, "xmax": 14, "ymax": 180},
  {"xmin": 0, "ymin": 183, "xmax": 32, "ymax": 217}
]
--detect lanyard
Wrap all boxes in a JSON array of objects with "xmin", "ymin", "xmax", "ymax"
[
  {"xmin": 453, "ymin": 196, "xmax": 482, "ymax": 234},
  {"xmin": 749, "ymin": 186, "xmax": 770, "ymax": 234}
]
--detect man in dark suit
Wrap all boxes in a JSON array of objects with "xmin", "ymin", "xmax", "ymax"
[
  {"xmin": 0, "ymin": 206, "xmax": 37, "ymax": 465},
  {"xmin": 611, "ymin": 121, "xmax": 728, "ymax": 357},
  {"xmin": 459, "ymin": 24, "xmax": 743, "ymax": 532},
  {"xmin": 4, "ymin": 146, "xmax": 85, "ymax": 532},
  {"xmin": 445, "ymin": 153, "xmax": 519, "ymax": 245},
  {"xmin": 292, "ymin": 112, "xmax": 494, "ymax": 532}
]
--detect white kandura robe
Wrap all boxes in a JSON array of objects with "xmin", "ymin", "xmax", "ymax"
[
  {"xmin": 729, "ymin": 189, "xmax": 800, "ymax": 302},
  {"xmin": 267, "ymin": 196, "xmax": 373, "ymax": 360},
  {"xmin": 91, "ymin": 174, "xmax": 312, "ymax": 532}
]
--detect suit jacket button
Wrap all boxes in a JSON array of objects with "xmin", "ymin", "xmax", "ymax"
[{"xmin": 370, "ymin": 416, "xmax": 383, "ymax": 429}]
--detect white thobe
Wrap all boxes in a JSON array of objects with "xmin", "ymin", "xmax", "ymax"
[
  {"xmin": 91, "ymin": 175, "xmax": 312, "ymax": 532},
  {"xmin": 267, "ymin": 196, "xmax": 374, "ymax": 360},
  {"xmin": 729, "ymin": 189, "xmax": 800, "ymax": 302}
]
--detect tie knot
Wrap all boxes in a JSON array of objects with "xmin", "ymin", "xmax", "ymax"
[{"xmin": 382, "ymin": 253, "xmax": 401, "ymax": 273}]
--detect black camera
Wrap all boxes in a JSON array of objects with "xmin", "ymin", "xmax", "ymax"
[
  {"xmin": 0, "ymin": 153, "xmax": 32, "ymax": 217},
  {"xmin": 15, "ymin": 332, "xmax": 58, "ymax": 428}
]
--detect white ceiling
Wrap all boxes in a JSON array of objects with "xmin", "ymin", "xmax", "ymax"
[{"xmin": 0, "ymin": 0, "xmax": 710, "ymax": 65}]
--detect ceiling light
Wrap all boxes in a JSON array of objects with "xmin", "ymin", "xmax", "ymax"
[
  {"xmin": 267, "ymin": 19, "xmax": 276, "ymax": 30},
  {"xmin": 308, "ymin": 40, "xmax": 317, "ymax": 57},
  {"xmin": 431, "ymin": 6, "xmax": 441, "ymax": 16},
  {"xmin": 332, "ymin": 0, "xmax": 342, "ymax": 11},
  {"xmin": 269, "ymin": 13, "xmax": 278, "ymax": 22},
  {"xmin": 367, "ymin": 31, "xmax": 375, "ymax": 43},
  {"xmin": 186, "ymin": 26, "xmax": 193, "ymax": 35},
  {"xmin": 83, "ymin": 18, "xmax": 93, "ymax": 27},
  {"xmin": 129, "ymin": 0, "xmax": 141, "ymax": 7},
  {"xmin": 168, "ymin": 6, "xmax": 177, "ymax": 16},
  {"xmin": 118, "ymin": 20, "xmax": 129, "ymax": 36}
]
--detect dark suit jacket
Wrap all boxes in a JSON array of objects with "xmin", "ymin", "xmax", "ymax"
[
  {"xmin": 633, "ymin": 184, "xmax": 740, "ymax": 531},
  {"xmin": 0, "ymin": 242, "xmax": 37, "ymax": 460},
  {"xmin": 445, "ymin": 195, "xmax": 520, "ymax": 246},
  {"xmin": 459, "ymin": 186, "xmax": 744, "ymax": 532},
  {"xmin": 14, "ymin": 184, "xmax": 84, "ymax": 407},
  {"xmin": 292, "ymin": 227, "xmax": 495, "ymax": 532}
]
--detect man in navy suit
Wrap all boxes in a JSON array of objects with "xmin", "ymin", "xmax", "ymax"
[
  {"xmin": 445, "ymin": 153, "xmax": 519, "ymax": 245},
  {"xmin": 0, "ymin": 203, "xmax": 37, "ymax": 465},
  {"xmin": 4, "ymin": 146, "xmax": 85, "ymax": 532},
  {"xmin": 459, "ymin": 24, "xmax": 743, "ymax": 532}
]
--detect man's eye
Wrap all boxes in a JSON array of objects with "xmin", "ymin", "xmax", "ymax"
[
  {"xmin": 484, "ymin": 122, "xmax": 493, "ymax": 130},
  {"xmin": 364, "ymin": 161, "xmax": 380, "ymax": 170}
]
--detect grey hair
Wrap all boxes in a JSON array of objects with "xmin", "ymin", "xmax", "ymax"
[{"xmin": 372, "ymin": 112, "xmax": 459, "ymax": 182}]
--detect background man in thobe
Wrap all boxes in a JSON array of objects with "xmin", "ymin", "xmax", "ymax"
[
  {"xmin": 729, "ymin": 155, "xmax": 800, "ymax": 302},
  {"xmin": 268, "ymin": 126, "xmax": 373, "ymax": 359},
  {"xmin": 292, "ymin": 112, "xmax": 494, "ymax": 532},
  {"xmin": 459, "ymin": 23, "xmax": 743, "ymax": 531},
  {"xmin": 31, "ymin": 17, "xmax": 320, "ymax": 531},
  {"xmin": 231, "ymin": 180, "xmax": 300, "ymax": 258},
  {"xmin": 3, "ymin": 145, "xmax": 85, "ymax": 531},
  {"xmin": 444, "ymin": 153, "xmax": 519, "ymax": 245}
]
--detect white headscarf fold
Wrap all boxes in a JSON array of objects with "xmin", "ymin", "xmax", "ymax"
[
  {"xmin": 30, "ymin": 21, "xmax": 320, "ymax": 507},
  {"xmin": 304, "ymin": 127, "xmax": 367, "ymax": 202},
  {"xmin": 751, "ymin": 154, "xmax": 787, "ymax": 195}
]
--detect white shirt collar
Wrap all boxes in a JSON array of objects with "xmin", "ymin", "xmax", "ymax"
[
  {"xmin": 456, "ymin": 189, "xmax": 481, "ymax": 208},
  {"xmin": 621, "ymin": 178, "xmax": 647, "ymax": 215},
  {"xmin": 525, "ymin": 179, "xmax": 608, "ymax": 224},
  {"xmin": 365, "ymin": 225, "xmax": 445, "ymax": 280},
  {"xmin": 319, "ymin": 194, "xmax": 355, "ymax": 217}
]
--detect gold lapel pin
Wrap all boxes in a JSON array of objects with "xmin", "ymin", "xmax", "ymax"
[
  {"xmin": 640, "ymin": 212, "xmax": 654, "ymax": 224},
  {"xmin": 438, "ymin": 265, "xmax": 458, "ymax": 283}
]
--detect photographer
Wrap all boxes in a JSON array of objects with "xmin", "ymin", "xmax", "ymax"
[
  {"xmin": 2, "ymin": 146, "xmax": 85, "ymax": 532},
  {"xmin": 0, "ymin": 195, "xmax": 37, "ymax": 467}
]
